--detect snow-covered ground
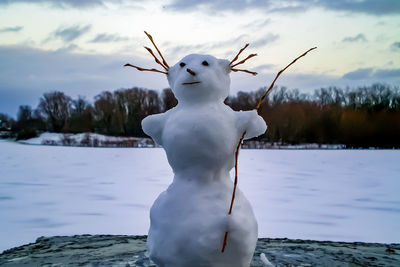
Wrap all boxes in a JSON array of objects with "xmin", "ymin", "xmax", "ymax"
[
  {"xmin": 20, "ymin": 132, "xmax": 155, "ymax": 147},
  {"xmin": 18, "ymin": 132, "xmax": 346, "ymax": 149},
  {"xmin": 0, "ymin": 140, "xmax": 399, "ymax": 252}
]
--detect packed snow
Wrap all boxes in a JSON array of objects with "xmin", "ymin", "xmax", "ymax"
[
  {"xmin": 143, "ymin": 54, "xmax": 266, "ymax": 266},
  {"xmin": 1, "ymin": 141, "xmax": 399, "ymax": 253}
]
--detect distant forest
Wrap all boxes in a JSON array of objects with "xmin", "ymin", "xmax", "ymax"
[{"xmin": 1, "ymin": 83, "xmax": 399, "ymax": 148}]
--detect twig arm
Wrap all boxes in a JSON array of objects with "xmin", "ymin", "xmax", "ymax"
[
  {"xmin": 144, "ymin": 31, "xmax": 170, "ymax": 69},
  {"xmin": 230, "ymin": 44, "xmax": 249, "ymax": 65},
  {"xmin": 124, "ymin": 63, "xmax": 167, "ymax": 74},
  {"xmin": 256, "ymin": 47, "xmax": 317, "ymax": 110},
  {"xmin": 221, "ymin": 46, "xmax": 317, "ymax": 253}
]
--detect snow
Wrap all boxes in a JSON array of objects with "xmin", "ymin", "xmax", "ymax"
[
  {"xmin": 260, "ymin": 253, "xmax": 274, "ymax": 267},
  {"xmin": 20, "ymin": 132, "xmax": 155, "ymax": 147},
  {"xmin": 20, "ymin": 132, "xmax": 346, "ymax": 150},
  {"xmin": 21, "ymin": 132, "xmax": 64, "ymax": 145},
  {"xmin": 0, "ymin": 140, "xmax": 399, "ymax": 254}
]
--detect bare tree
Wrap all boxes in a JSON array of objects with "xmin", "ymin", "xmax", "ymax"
[
  {"xmin": 161, "ymin": 88, "xmax": 178, "ymax": 111},
  {"xmin": 37, "ymin": 91, "xmax": 72, "ymax": 132}
]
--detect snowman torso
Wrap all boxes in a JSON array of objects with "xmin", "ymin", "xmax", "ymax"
[{"xmin": 163, "ymin": 104, "xmax": 238, "ymax": 178}]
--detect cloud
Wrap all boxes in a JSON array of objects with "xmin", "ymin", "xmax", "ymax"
[
  {"xmin": 55, "ymin": 44, "xmax": 80, "ymax": 53},
  {"xmin": 374, "ymin": 69, "xmax": 400, "ymax": 78},
  {"xmin": 251, "ymin": 34, "xmax": 279, "ymax": 48},
  {"xmin": 164, "ymin": 35, "xmax": 249, "ymax": 58},
  {"xmin": 318, "ymin": 0, "xmax": 400, "ymax": 16},
  {"xmin": 89, "ymin": 33, "xmax": 129, "ymax": 43},
  {"xmin": 0, "ymin": 44, "xmax": 169, "ymax": 116},
  {"xmin": 343, "ymin": 67, "xmax": 400, "ymax": 80},
  {"xmin": 167, "ymin": 44, "xmax": 208, "ymax": 58},
  {"xmin": 49, "ymin": 25, "xmax": 91, "ymax": 43},
  {"xmin": 253, "ymin": 64, "xmax": 276, "ymax": 72},
  {"xmin": 165, "ymin": 34, "xmax": 278, "ymax": 59},
  {"xmin": 167, "ymin": 0, "xmax": 400, "ymax": 16},
  {"xmin": 342, "ymin": 34, "xmax": 367, "ymax": 43},
  {"xmin": 391, "ymin": 42, "xmax": 400, "ymax": 50},
  {"xmin": 208, "ymin": 34, "xmax": 249, "ymax": 50},
  {"xmin": 242, "ymin": 18, "xmax": 272, "ymax": 29},
  {"xmin": 0, "ymin": 0, "xmax": 111, "ymax": 9},
  {"xmin": 342, "ymin": 68, "xmax": 374, "ymax": 79},
  {"xmin": 166, "ymin": 0, "xmax": 309, "ymax": 13},
  {"xmin": 1, "ymin": 44, "xmax": 399, "ymax": 117},
  {"xmin": 0, "ymin": 26, "xmax": 23, "ymax": 33},
  {"xmin": 3, "ymin": 0, "xmax": 398, "ymax": 15}
]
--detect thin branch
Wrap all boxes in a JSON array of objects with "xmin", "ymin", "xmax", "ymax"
[
  {"xmin": 144, "ymin": 31, "xmax": 170, "ymax": 69},
  {"xmin": 229, "ymin": 131, "xmax": 246, "ymax": 215},
  {"xmin": 144, "ymin": 46, "xmax": 168, "ymax": 71},
  {"xmin": 221, "ymin": 232, "xmax": 228, "ymax": 253},
  {"xmin": 256, "ymin": 47, "xmax": 317, "ymax": 110},
  {"xmin": 231, "ymin": 68, "xmax": 258, "ymax": 76},
  {"xmin": 231, "ymin": 53, "xmax": 257, "ymax": 68},
  {"xmin": 124, "ymin": 63, "xmax": 167, "ymax": 74},
  {"xmin": 222, "ymin": 46, "xmax": 317, "ymax": 254},
  {"xmin": 230, "ymin": 43, "xmax": 249, "ymax": 65},
  {"xmin": 221, "ymin": 131, "xmax": 246, "ymax": 253}
]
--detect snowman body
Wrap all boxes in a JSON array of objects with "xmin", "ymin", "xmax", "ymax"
[{"xmin": 142, "ymin": 54, "xmax": 267, "ymax": 267}]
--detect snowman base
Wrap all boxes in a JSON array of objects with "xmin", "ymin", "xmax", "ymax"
[{"xmin": 147, "ymin": 174, "xmax": 258, "ymax": 267}]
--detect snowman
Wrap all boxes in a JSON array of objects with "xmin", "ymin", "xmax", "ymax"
[
  {"xmin": 125, "ymin": 32, "xmax": 315, "ymax": 267},
  {"xmin": 122, "ymin": 31, "xmax": 266, "ymax": 266},
  {"xmin": 141, "ymin": 52, "xmax": 266, "ymax": 267}
]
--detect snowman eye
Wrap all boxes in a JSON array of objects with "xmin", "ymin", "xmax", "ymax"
[
  {"xmin": 202, "ymin": 60, "xmax": 209, "ymax": 66},
  {"xmin": 180, "ymin": 62, "xmax": 186, "ymax": 68}
]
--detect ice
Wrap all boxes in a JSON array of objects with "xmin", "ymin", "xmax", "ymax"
[
  {"xmin": 0, "ymin": 140, "xmax": 399, "ymax": 254},
  {"xmin": 143, "ymin": 54, "xmax": 267, "ymax": 266}
]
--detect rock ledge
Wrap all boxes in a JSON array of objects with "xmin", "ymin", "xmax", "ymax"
[{"xmin": 0, "ymin": 235, "xmax": 399, "ymax": 266}]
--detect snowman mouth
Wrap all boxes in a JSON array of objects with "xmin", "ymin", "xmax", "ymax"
[{"xmin": 182, "ymin": 81, "xmax": 201, "ymax": 85}]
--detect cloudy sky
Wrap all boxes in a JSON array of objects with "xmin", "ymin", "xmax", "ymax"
[{"xmin": 0, "ymin": 0, "xmax": 399, "ymax": 116}]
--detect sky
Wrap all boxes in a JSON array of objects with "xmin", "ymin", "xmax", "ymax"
[{"xmin": 0, "ymin": 0, "xmax": 399, "ymax": 117}]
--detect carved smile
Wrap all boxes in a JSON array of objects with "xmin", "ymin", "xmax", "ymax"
[{"xmin": 182, "ymin": 81, "xmax": 201, "ymax": 85}]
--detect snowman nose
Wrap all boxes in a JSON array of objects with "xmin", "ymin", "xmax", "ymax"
[{"xmin": 186, "ymin": 68, "xmax": 196, "ymax": 76}]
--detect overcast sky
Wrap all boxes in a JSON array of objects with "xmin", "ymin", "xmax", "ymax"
[{"xmin": 0, "ymin": 0, "xmax": 399, "ymax": 116}]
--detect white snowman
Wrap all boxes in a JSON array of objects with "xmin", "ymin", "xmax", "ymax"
[{"xmin": 141, "ymin": 53, "xmax": 267, "ymax": 267}]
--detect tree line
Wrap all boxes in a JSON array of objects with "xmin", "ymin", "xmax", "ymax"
[{"xmin": 0, "ymin": 83, "xmax": 399, "ymax": 148}]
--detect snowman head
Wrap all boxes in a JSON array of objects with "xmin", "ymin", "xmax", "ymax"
[
  {"xmin": 167, "ymin": 54, "xmax": 231, "ymax": 103},
  {"xmin": 124, "ymin": 32, "xmax": 258, "ymax": 104}
]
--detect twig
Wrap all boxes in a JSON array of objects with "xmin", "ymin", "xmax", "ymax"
[
  {"xmin": 229, "ymin": 131, "xmax": 247, "ymax": 215},
  {"xmin": 123, "ymin": 63, "xmax": 167, "ymax": 74},
  {"xmin": 231, "ymin": 54, "xmax": 257, "ymax": 68},
  {"xmin": 221, "ymin": 231, "xmax": 228, "ymax": 253},
  {"xmin": 221, "ymin": 131, "xmax": 246, "ymax": 253},
  {"xmin": 222, "ymin": 46, "xmax": 317, "ymax": 253},
  {"xmin": 231, "ymin": 68, "xmax": 258, "ymax": 76},
  {"xmin": 230, "ymin": 44, "xmax": 249, "ymax": 65},
  {"xmin": 256, "ymin": 47, "xmax": 317, "ymax": 110},
  {"xmin": 144, "ymin": 46, "xmax": 169, "ymax": 71},
  {"xmin": 144, "ymin": 31, "xmax": 170, "ymax": 69}
]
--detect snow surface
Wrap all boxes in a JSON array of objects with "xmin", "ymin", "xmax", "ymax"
[
  {"xmin": 0, "ymin": 140, "xmax": 399, "ymax": 253},
  {"xmin": 20, "ymin": 132, "xmax": 154, "ymax": 147},
  {"xmin": 20, "ymin": 132, "xmax": 346, "ymax": 150},
  {"xmin": 21, "ymin": 132, "xmax": 64, "ymax": 145}
]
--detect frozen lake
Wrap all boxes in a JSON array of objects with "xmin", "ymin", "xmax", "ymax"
[{"xmin": 0, "ymin": 140, "xmax": 399, "ymax": 252}]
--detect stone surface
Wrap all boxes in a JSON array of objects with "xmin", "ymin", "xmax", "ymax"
[{"xmin": 0, "ymin": 235, "xmax": 399, "ymax": 266}]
